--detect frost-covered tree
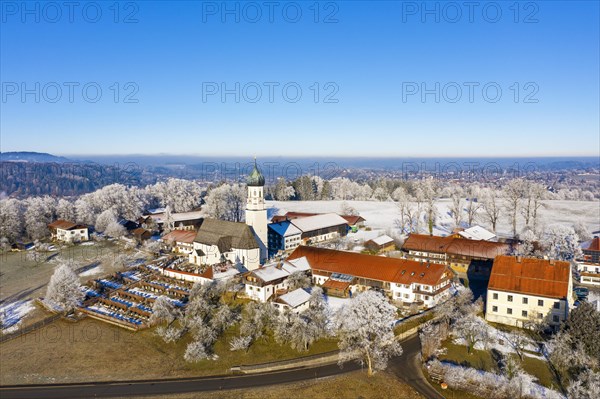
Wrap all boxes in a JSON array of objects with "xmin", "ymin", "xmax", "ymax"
[
  {"xmin": 304, "ymin": 287, "xmax": 329, "ymax": 336},
  {"xmin": 44, "ymin": 263, "xmax": 84, "ymax": 312},
  {"xmin": 273, "ymin": 177, "xmax": 294, "ymax": 201},
  {"xmin": 541, "ymin": 225, "xmax": 582, "ymax": 261},
  {"xmin": 95, "ymin": 209, "xmax": 118, "ymax": 232},
  {"xmin": 203, "ymin": 183, "xmax": 246, "ymax": 222},
  {"xmin": 548, "ymin": 331, "xmax": 598, "ymax": 382},
  {"xmin": 150, "ymin": 296, "xmax": 180, "ymax": 326},
  {"xmin": 573, "ymin": 221, "xmax": 592, "ymax": 242},
  {"xmin": 162, "ymin": 205, "xmax": 175, "ymax": 234},
  {"xmin": 24, "ymin": 196, "xmax": 56, "ymax": 240},
  {"xmin": 104, "ymin": 220, "xmax": 126, "ymax": 238},
  {"xmin": 0, "ymin": 198, "xmax": 25, "ymax": 242},
  {"xmin": 567, "ymin": 369, "xmax": 600, "ymax": 399},
  {"xmin": 372, "ymin": 187, "xmax": 389, "ymax": 201},
  {"xmin": 335, "ymin": 291, "xmax": 403, "ymax": 376},
  {"xmin": 480, "ymin": 188, "xmax": 502, "ymax": 232},
  {"xmin": 148, "ymin": 178, "xmax": 203, "ymax": 213},
  {"xmin": 229, "ymin": 335, "xmax": 252, "ymax": 352},
  {"xmin": 394, "ymin": 188, "xmax": 419, "ymax": 234},
  {"xmin": 287, "ymin": 272, "xmax": 311, "ymax": 291},
  {"xmin": 75, "ymin": 196, "xmax": 97, "ymax": 225},
  {"xmin": 464, "ymin": 186, "xmax": 482, "ymax": 227},
  {"xmin": 210, "ymin": 304, "xmax": 235, "ymax": 334},
  {"xmin": 240, "ymin": 301, "xmax": 276, "ymax": 342},
  {"xmin": 184, "ymin": 339, "xmax": 210, "ymax": 362},
  {"xmin": 340, "ymin": 202, "xmax": 359, "ymax": 216},
  {"xmin": 518, "ymin": 227, "xmax": 539, "ymax": 257},
  {"xmin": 55, "ymin": 199, "xmax": 76, "ymax": 221},
  {"xmin": 448, "ymin": 186, "xmax": 464, "ymax": 229},
  {"xmin": 504, "ymin": 179, "xmax": 525, "ymax": 238},
  {"xmin": 503, "ymin": 330, "xmax": 529, "ymax": 361},
  {"xmin": 453, "ymin": 314, "xmax": 487, "ymax": 354}
]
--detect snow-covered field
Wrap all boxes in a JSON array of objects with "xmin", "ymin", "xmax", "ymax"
[
  {"xmin": 0, "ymin": 300, "xmax": 35, "ymax": 334},
  {"xmin": 268, "ymin": 199, "xmax": 600, "ymax": 239}
]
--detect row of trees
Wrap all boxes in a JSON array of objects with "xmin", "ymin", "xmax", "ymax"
[{"xmin": 0, "ymin": 179, "xmax": 204, "ymax": 243}]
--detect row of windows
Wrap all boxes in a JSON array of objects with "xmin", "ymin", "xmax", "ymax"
[
  {"xmin": 491, "ymin": 293, "xmax": 560, "ymax": 309},
  {"xmin": 491, "ymin": 306, "xmax": 561, "ymax": 322}
]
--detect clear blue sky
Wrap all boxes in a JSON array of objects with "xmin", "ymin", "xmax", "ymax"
[{"xmin": 1, "ymin": 1, "xmax": 598, "ymax": 157}]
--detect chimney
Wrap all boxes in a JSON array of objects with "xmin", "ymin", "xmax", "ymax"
[
  {"xmin": 549, "ymin": 259, "xmax": 556, "ymax": 266},
  {"xmin": 516, "ymin": 256, "xmax": 522, "ymax": 263}
]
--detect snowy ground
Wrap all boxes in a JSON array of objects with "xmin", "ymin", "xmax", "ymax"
[
  {"xmin": 0, "ymin": 300, "xmax": 35, "ymax": 334},
  {"xmin": 268, "ymin": 199, "xmax": 600, "ymax": 239}
]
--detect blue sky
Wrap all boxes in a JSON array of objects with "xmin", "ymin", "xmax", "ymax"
[{"xmin": 1, "ymin": 1, "xmax": 599, "ymax": 157}]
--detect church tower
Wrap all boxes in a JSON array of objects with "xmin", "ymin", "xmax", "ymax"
[{"xmin": 246, "ymin": 158, "xmax": 268, "ymax": 263}]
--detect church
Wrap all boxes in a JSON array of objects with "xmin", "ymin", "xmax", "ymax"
[{"xmin": 188, "ymin": 159, "xmax": 268, "ymax": 271}]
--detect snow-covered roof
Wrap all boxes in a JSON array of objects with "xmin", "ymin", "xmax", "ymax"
[
  {"xmin": 150, "ymin": 211, "xmax": 203, "ymax": 223},
  {"xmin": 459, "ymin": 225, "xmax": 496, "ymax": 241},
  {"xmin": 286, "ymin": 256, "xmax": 311, "ymax": 272},
  {"xmin": 252, "ymin": 265, "xmax": 290, "ymax": 282},
  {"xmin": 290, "ymin": 213, "xmax": 348, "ymax": 233},
  {"xmin": 268, "ymin": 221, "xmax": 302, "ymax": 237},
  {"xmin": 369, "ymin": 234, "xmax": 395, "ymax": 246},
  {"xmin": 277, "ymin": 288, "xmax": 311, "ymax": 308},
  {"xmin": 251, "ymin": 256, "xmax": 310, "ymax": 283}
]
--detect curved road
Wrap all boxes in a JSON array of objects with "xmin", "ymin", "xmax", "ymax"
[{"xmin": 0, "ymin": 334, "xmax": 444, "ymax": 399}]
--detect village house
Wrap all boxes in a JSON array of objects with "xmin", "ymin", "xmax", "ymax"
[
  {"xmin": 577, "ymin": 237, "xmax": 600, "ymax": 286},
  {"xmin": 161, "ymin": 230, "xmax": 197, "ymax": 254},
  {"xmin": 272, "ymin": 212, "xmax": 366, "ymax": 229},
  {"xmin": 485, "ymin": 256, "xmax": 573, "ymax": 329},
  {"xmin": 141, "ymin": 210, "xmax": 203, "ymax": 232},
  {"xmin": 273, "ymin": 288, "xmax": 311, "ymax": 313},
  {"xmin": 287, "ymin": 246, "xmax": 452, "ymax": 308},
  {"xmin": 364, "ymin": 234, "xmax": 396, "ymax": 253},
  {"xmin": 243, "ymin": 257, "xmax": 311, "ymax": 302},
  {"xmin": 47, "ymin": 220, "xmax": 89, "ymax": 243},
  {"xmin": 189, "ymin": 219, "xmax": 261, "ymax": 271},
  {"xmin": 267, "ymin": 213, "xmax": 349, "ymax": 257},
  {"xmin": 402, "ymin": 233, "xmax": 512, "ymax": 275}
]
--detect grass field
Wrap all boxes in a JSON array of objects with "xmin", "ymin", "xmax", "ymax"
[
  {"xmin": 438, "ymin": 340, "xmax": 559, "ymax": 389},
  {"xmin": 118, "ymin": 370, "xmax": 424, "ymax": 399},
  {"xmin": 0, "ymin": 317, "xmax": 339, "ymax": 385}
]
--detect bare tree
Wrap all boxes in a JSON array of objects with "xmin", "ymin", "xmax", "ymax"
[
  {"xmin": 504, "ymin": 179, "xmax": 525, "ymax": 238},
  {"xmin": 448, "ymin": 186, "xmax": 464, "ymax": 229},
  {"xmin": 480, "ymin": 188, "xmax": 502, "ymax": 232},
  {"xmin": 464, "ymin": 186, "xmax": 482, "ymax": 227}
]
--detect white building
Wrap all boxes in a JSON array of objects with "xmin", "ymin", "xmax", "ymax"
[
  {"xmin": 288, "ymin": 246, "xmax": 452, "ymax": 308},
  {"xmin": 245, "ymin": 158, "xmax": 268, "ymax": 263},
  {"xmin": 189, "ymin": 218, "xmax": 261, "ymax": 270},
  {"xmin": 485, "ymin": 256, "xmax": 573, "ymax": 329},
  {"xmin": 244, "ymin": 257, "xmax": 311, "ymax": 302},
  {"xmin": 458, "ymin": 225, "xmax": 497, "ymax": 241},
  {"xmin": 577, "ymin": 262, "xmax": 600, "ymax": 286},
  {"xmin": 273, "ymin": 288, "xmax": 311, "ymax": 313},
  {"xmin": 48, "ymin": 220, "xmax": 89, "ymax": 243},
  {"xmin": 160, "ymin": 230, "xmax": 197, "ymax": 254}
]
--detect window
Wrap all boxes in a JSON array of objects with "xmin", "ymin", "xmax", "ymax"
[
  {"xmin": 522, "ymin": 297, "xmax": 528, "ymax": 304},
  {"xmin": 538, "ymin": 299, "xmax": 544, "ymax": 306},
  {"xmin": 492, "ymin": 306, "xmax": 498, "ymax": 312},
  {"xmin": 508, "ymin": 295, "xmax": 513, "ymax": 302},
  {"xmin": 552, "ymin": 315, "xmax": 560, "ymax": 323},
  {"xmin": 522, "ymin": 310, "xmax": 528, "ymax": 317},
  {"xmin": 493, "ymin": 293, "xmax": 498, "ymax": 300},
  {"xmin": 553, "ymin": 301, "xmax": 560, "ymax": 309},
  {"xmin": 538, "ymin": 313, "xmax": 543, "ymax": 319},
  {"xmin": 507, "ymin": 308, "xmax": 513, "ymax": 315}
]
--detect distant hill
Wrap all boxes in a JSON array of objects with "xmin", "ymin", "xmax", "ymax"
[{"xmin": 0, "ymin": 152, "xmax": 72, "ymax": 163}]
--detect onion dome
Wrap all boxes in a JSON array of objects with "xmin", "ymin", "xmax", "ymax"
[{"xmin": 247, "ymin": 158, "xmax": 265, "ymax": 186}]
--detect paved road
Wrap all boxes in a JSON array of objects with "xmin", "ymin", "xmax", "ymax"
[{"xmin": 0, "ymin": 335, "xmax": 445, "ymax": 399}]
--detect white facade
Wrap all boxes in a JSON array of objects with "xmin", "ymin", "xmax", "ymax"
[
  {"xmin": 577, "ymin": 262, "xmax": 600, "ymax": 286},
  {"xmin": 190, "ymin": 242, "xmax": 260, "ymax": 271},
  {"xmin": 485, "ymin": 289, "xmax": 572, "ymax": 328},
  {"xmin": 55, "ymin": 227, "xmax": 89, "ymax": 243},
  {"xmin": 244, "ymin": 258, "xmax": 311, "ymax": 302},
  {"xmin": 246, "ymin": 185, "xmax": 268, "ymax": 263}
]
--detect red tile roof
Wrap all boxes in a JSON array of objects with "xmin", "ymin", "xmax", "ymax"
[
  {"xmin": 488, "ymin": 256, "xmax": 571, "ymax": 299},
  {"xmin": 582, "ymin": 237, "xmax": 600, "ymax": 252},
  {"xmin": 402, "ymin": 234, "xmax": 511, "ymax": 259},
  {"xmin": 287, "ymin": 246, "xmax": 450, "ymax": 286},
  {"xmin": 47, "ymin": 220, "xmax": 84, "ymax": 230},
  {"xmin": 162, "ymin": 230, "xmax": 197, "ymax": 244}
]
